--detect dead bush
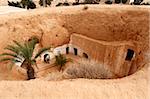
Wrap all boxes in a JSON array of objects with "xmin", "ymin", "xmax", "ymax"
[
  {"xmin": 43, "ymin": 72, "xmax": 63, "ymax": 81},
  {"xmin": 63, "ymin": 59, "xmax": 115, "ymax": 79}
]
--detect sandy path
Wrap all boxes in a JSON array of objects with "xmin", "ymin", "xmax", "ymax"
[{"xmin": 0, "ymin": 64, "xmax": 148, "ymax": 99}]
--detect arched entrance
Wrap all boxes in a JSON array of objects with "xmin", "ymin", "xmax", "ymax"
[
  {"xmin": 125, "ymin": 49, "xmax": 134, "ymax": 61},
  {"xmin": 83, "ymin": 53, "xmax": 88, "ymax": 59},
  {"xmin": 74, "ymin": 48, "xmax": 78, "ymax": 55},
  {"xmin": 66, "ymin": 47, "xmax": 69, "ymax": 54}
]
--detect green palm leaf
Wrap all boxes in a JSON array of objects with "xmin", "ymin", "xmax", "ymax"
[
  {"xmin": 13, "ymin": 40, "xmax": 23, "ymax": 49},
  {"xmin": 0, "ymin": 58, "xmax": 14, "ymax": 62},
  {"xmin": 0, "ymin": 53, "xmax": 18, "ymax": 57},
  {"xmin": 34, "ymin": 47, "xmax": 51, "ymax": 59},
  {"xmin": 27, "ymin": 39, "xmax": 37, "ymax": 59},
  {"xmin": 5, "ymin": 45, "xmax": 19, "ymax": 54}
]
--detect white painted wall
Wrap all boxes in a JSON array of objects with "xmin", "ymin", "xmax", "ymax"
[
  {"xmin": 140, "ymin": 0, "xmax": 150, "ymax": 4},
  {"xmin": 129, "ymin": 0, "xmax": 134, "ymax": 4},
  {"xmin": 14, "ymin": 55, "xmax": 24, "ymax": 67},
  {"xmin": 68, "ymin": 44, "xmax": 83, "ymax": 56},
  {"xmin": 53, "ymin": 44, "xmax": 68, "ymax": 55},
  {"xmin": 68, "ymin": 44, "xmax": 74, "ymax": 54}
]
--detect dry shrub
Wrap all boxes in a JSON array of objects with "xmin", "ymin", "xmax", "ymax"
[
  {"xmin": 63, "ymin": 59, "xmax": 115, "ymax": 79},
  {"xmin": 43, "ymin": 72, "xmax": 63, "ymax": 81}
]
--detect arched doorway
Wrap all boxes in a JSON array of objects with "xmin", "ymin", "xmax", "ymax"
[
  {"xmin": 44, "ymin": 54, "xmax": 50, "ymax": 63},
  {"xmin": 125, "ymin": 49, "xmax": 134, "ymax": 61},
  {"xmin": 74, "ymin": 48, "xmax": 78, "ymax": 55},
  {"xmin": 66, "ymin": 47, "xmax": 69, "ymax": 54},
  {"xmin": 83, "ymin": 53, "xmax": 88, "ymax": 59}
]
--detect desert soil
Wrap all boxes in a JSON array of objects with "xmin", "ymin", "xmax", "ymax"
[{"xmin": 0, "ymin": 64, "xmax": 148, "ymax": 99}]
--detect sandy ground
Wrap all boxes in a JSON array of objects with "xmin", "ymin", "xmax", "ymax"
[
  {"xmin": 0, "ymin": 6, "xmax": 26, "ymax": 15},
  {"xmin": 0, "ymin": 64, "xmax": 148, "ymax": 99}
]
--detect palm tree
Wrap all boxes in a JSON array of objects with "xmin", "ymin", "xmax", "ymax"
[{"xmin": 0, "ymin": 38, "xmax": 50, "ymax": 80}]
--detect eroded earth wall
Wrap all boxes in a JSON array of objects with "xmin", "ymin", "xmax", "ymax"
[{"xmin": 0, "ymin": 6, "xmax": 149, "ymax": 80}]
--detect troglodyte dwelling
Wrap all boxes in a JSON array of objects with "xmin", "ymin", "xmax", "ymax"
[
  {"xmin": 69, "ymin": 34, "xmax": 136, "ymax": 77},
  {"xmin": 0, "ymin": 6, "xmax": 149, "ymax": 79}
]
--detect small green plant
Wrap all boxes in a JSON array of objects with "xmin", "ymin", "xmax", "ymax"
[{"xmin": 55, "ymin": 54, "xmax": 71, "ymax": 71}]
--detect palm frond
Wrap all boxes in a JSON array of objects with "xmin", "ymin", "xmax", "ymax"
[
  {"xmin": 28, "ymin": 41, "xmax": 36, "ymax": 57},
  {"xmin": 13, "ymin": 40, "xmax": 23, "ymax": 48},
  {"xmin": 20, "ymin": 47, "xmax": 29, "ymax": 60},
  {"xmin": 34, "ymin": 47, "xmax": 51, "ymax": 59},
  {"xmin": 4, "ymin": 45, "xmax": 19, "ymax": 54},
  {"xmin": 23, "ymin": 43, "xmax": 30, "ymax": 60},
  {"xmin": 0, "ymin": 58, "xmax": 14, "ymax": 62},
  {"xmin": 19, "ymin": 39, "xmax": 37, "ymax": 60},
  {"xmin": 18, "ymin": 42, "xmax": 32, "ymax": 60},
  {"xmin": 12, "ymin": 40, "xmax": 31, "ymax": 60},
  {"xmin": 0, "ymin": 52, "xmax": 24, "ymax": 62},
  {"xmin": 0, "ymin": 53, "xmax": 18, "ymax": 58},
  {"xmin": 27, "ymin": 39, "xmax": 38, "ymax": 59}
]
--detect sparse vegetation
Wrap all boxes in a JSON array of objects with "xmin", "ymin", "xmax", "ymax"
[
  {"xmin": 8, "ymin": 0, "xmax": 36, "ymax": 10},
  {"xmin": 84, "ymin": 0, "xmax": 100, "ymax": 4},
  {"xmin": 63, "ymin": 59, "xmax": 115, "ymax": 79},
  {"xmin": 55, "ymin": 54, "xmax": 71, "ymax": 71},
  {"xmin": 8, "ymin": 1, "xmax": 22, "ymax": 8},
  {"xmin": 44, "ymin": 72, "xmax": 63, "ymax": 81},
  {"xmin": 21, "ymin": 0, "xmax": 36, "ymax": 9},
  {"xmin": 0, "ymin": 38, "xmax": 50, "ymax": 80},
  {"xmin": 39, "ymin": 0, "xmax": 53, "ymax": 7},
  {"xmin": 56, "ymin": 2, "xmax": 70, "ymax": 7}
]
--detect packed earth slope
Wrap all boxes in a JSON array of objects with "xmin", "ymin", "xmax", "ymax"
[{"xmin": 0, "ymin": 63, "xmax": 148, "ymax": 99}]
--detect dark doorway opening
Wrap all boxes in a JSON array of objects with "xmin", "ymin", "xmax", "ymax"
[
  {"xmin": 83, "ymin": 53, "xmax": 88, "ymax": 59},
  {"xmin": 74, "ymin": 48, "xmax": 78, "ymax": 55},
  {"xmin": 66, "ymin": 47, "xmax": 69, "ymax": 54},
  {"xmin": 44, "ymin": 54, "xmax": 50, "ymax": 63},
  {"xmin": 125, "ymin": 49, "xmax": 134, "ymax": 61}
]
